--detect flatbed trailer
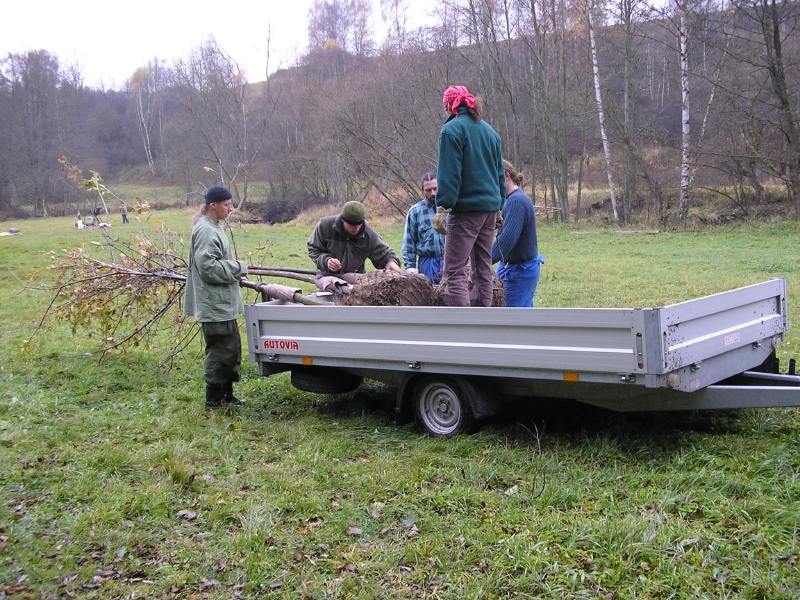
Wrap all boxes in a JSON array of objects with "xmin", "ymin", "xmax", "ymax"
[{"xmin": 244, "ymin": 278, "xmax": 800, "ymax": 436}]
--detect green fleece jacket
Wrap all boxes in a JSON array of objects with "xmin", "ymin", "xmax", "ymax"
[
  {"xmin": 183, "ymin": 216, "xmax": 248, "ymax": 322},
  {"xmin": 436, "ymin": 107, "xmax": 506, "ymax": 214}
]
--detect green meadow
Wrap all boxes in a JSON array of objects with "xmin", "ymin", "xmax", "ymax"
[{"xmin": 0, "ymin": 211, "xmax": 799, "ymax": 598}]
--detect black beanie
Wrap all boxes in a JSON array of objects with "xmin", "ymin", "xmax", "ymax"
[{"xmin": 205, "ymin": 186, "xmax": 232, "ymax": 204}]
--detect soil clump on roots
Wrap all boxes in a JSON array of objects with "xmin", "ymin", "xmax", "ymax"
[
  {"xmin": 342, "ymin": 271, "xmax": 506, "ymax": 307},
  {"xmin": 341, "ymin": 271, "xmax": 435, "ymax": 306}
]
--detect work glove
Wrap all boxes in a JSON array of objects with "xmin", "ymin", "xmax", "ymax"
[
  {"xmin": 495, "ymin": 210, "xmax": 504, "ymax": 230},
  {"xmin": 433, "ymin": 207, "xmax": 450, "ymax": 235}
]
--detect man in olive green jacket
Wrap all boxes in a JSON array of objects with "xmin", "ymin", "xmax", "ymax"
[
  {"xmin": 183, "ymin": 186, "xmax": 248, "ymax": 409},
  {"xmin": 307, "ymin": 201, "xmax": 401, "ymax": 278}
]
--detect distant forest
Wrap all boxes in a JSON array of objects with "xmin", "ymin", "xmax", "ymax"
[{"xmin": 1, "ymin": 0, "xmax": 799, "ymax": 225}]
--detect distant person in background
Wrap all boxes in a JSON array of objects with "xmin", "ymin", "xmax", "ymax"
[
  {"xmin": 402, "ymin": 173, "xmax": 445, "ymax": 284},
  {"xmin": 92, "ymin": 207, "xmax": 103, "ymax": 224},
  {"xmin": 491, "ymin": 160, "xmax": 544, "ymax": 307},
  {"xmin": 183, "ymin": 186, "xmax": 248, "ymax": 410},
  {"xmin": 120, "ymin": 201, "xmax": 129, "ymax": 224},
  {"xmin": 436, "ymin": 85, "xmax": 505, "ymax": 307}
]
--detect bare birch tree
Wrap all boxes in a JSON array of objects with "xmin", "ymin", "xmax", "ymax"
[
  {"xmin": 128, "ymin": 68, "xmax": 157, "ymax": 176},
  {"xmin": 676, "ymin": 1, "xmax": 692, "ymax": 224},
  {"xmin": 587, "ymin": 0, "xmax": 620, "ymax": 223}
]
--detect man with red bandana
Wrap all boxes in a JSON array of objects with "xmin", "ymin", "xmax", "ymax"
[{"xmin": 436, "ymin": 85, "xmax": 506, "ymax": 307}]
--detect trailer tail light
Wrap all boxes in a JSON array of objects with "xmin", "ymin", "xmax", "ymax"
[
  {"xmin": 563, "ymin": 372, "xmax": 579, "ymax": 382},
  {"xmin": 302, "ymin": 357, "xmax": 313, "ymax": 366}
]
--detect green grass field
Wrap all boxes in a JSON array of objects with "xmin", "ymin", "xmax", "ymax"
[{"xmin": 1, "ymin": 212, "xmax": 799, "ymax": 598}]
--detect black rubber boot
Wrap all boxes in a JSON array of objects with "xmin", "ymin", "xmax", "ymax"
[
  {"xmin": 205, "ymin": 383, "xmax": 227, "ymax": 410},
  {"xmin": 223, "ymin": 379, "xmax": 245, "ymax": 405}
]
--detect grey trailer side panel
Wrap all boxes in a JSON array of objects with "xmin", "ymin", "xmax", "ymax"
[
  {"xmin": 649, "ymin": 279, "xmax": 786, "ymax": 391},
  {"xmin": 247, "ymin": 305, "xmax": 649, "ymax": 375},
  {"xmin": 658, "ymin": 278, "xmax": 785, "ymax": 371}
]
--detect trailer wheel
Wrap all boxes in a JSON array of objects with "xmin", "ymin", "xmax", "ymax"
[
  {"xmin": 413, "ymin": 376, "xmax": 475, "ymax": 437},
  {"xmin": 291, "ymin": 366, "xmax": 362, "ymax": 394}
]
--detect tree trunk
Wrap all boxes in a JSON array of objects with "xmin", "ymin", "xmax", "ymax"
[
  {"xmin": 621, "ymin": 0, "xmax": 639, "ymax": 224},
  {"xmin": 575, "ymin": 132, "xmax": 587, "ymax": 223},
  {"xmin": 137, "ymin": 93, "xmax": 156, "ymax": 177},
  {"xmin": 677, "ymin": 4, "xmax": 692, "ymax": 225},
  {"xmin": 588, "ymin": 5, "xmax": 619, "ymax": 224}
]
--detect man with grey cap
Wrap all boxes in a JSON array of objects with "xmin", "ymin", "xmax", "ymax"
[
  {"xmin": 307, "ymin": 201, "xmax": 401, "ymax": 281},
  {"xmin": 183, "ymin": 185, "xmax": 248, "ymax": 410}
]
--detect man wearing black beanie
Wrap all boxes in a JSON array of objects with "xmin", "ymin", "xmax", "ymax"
[{"xmin": 183, "ymin": 186, "xmax": 249, "ymax": 409}]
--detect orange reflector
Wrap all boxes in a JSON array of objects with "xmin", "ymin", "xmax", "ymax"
[
  {"xmin": 302, "ymin": 357, "xmax": 313, "ymax": 366},
  {"xmin": 563, "ymin": 372, "xmax": 579, "ymax": 382}
]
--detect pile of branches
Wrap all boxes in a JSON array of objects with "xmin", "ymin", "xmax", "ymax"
[
  {"xmin": 28, "ymin": 227, "xmax": 318, "ymax": 364},
  {"xmin": 30, "ymin": 228, "xmax": 194, "ymax": 364}
]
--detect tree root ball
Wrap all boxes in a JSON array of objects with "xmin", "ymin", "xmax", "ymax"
[
  {"xmin": 341, "ymin": 271, "xmax": 435, "ymax": 306},
  {"xmin": 341, "ymin": 270, "xmax": 505, "ymax": 307}
]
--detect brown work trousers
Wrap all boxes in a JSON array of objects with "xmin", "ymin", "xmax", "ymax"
[{"xmin": 443, "ymin": 211, "xmax": 496, "ymax": 307}]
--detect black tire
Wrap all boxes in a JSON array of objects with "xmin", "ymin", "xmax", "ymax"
[
  {"xmin": 412, "ymin": 375, "xmax": 475, "ymax": 437},
  {"xmin": 290, "ymin": 366, "xmax": 362, "ymax": 394}
]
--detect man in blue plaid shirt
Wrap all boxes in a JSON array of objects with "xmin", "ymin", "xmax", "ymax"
[{"xmin": 402, "ymin": 173, "xmax": 445, "ymax": 284}]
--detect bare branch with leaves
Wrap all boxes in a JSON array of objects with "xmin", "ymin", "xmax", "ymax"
[
  {"xmin": 26, "ymin": 221, "xmax": 194, "ymax": 365},
  {"xmin": 24, "ymin": 208, "xmax": 323, "ymax": 365}
]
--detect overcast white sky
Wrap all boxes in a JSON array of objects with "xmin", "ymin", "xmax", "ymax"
[{"xmin": 4, "ymin": 0, "xmax": 429, "ymax": 89}]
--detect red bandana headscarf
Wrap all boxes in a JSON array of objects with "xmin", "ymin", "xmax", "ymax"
[{"xmin": 442, "ymin": 85, "xmax": 476, "ymax": 115}]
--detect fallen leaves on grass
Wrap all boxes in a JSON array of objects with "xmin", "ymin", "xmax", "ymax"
[
  {"xmin": 299, "ymin": 516, "xmax": 324, "ymax": 533},
  {"xmin": 269, "ymin": 578, "xmax": 283, "ymax": 590}
]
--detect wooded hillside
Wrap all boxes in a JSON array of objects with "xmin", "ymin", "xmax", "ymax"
[{"xmin": 1, "ymin": 0, "xmax": 798, "ymax": 225}]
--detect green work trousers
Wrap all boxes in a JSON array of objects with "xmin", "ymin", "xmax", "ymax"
[{"xmin": 201, "ymin": 320, "xmax": 242, "ymax": 385}]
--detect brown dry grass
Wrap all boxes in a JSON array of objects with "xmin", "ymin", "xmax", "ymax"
[
  {"xmin": 292, "ymin": 189, "xmax": 412, "ymax": 228},
  {"xmin": 289, "ymin": 203, "xmax": 342, "ymax": 227}
]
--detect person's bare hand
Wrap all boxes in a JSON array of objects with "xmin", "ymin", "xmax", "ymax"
[
  {"xmin": 385, "ymin": 261, "xmax": 401, "ymax": 273},
  {"xmin": 327, "ymin": 258, "xmax": 342, "ymax": 272}
]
